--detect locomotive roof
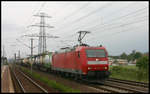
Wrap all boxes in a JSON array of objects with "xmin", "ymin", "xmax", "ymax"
[
  {"xmin": 75, "ymin": 46, "xmax": 106, "ymax": 51},
  {"xmin": 55, "ymin": 45, "xmax": 106, "ymax": 54}
]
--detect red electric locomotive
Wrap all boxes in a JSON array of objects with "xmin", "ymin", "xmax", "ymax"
[{"xmin": 52, "ymin": 45, "xmax": 110, "ymax": 80}]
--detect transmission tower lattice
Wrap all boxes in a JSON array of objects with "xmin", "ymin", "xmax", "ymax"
[{"xmin": 28, "ymin": 12, "xmax": 59, "ymax": 54}]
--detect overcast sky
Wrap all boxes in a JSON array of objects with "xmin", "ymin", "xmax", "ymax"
[{"xmin": 2, "ymin": 1, "xmax": 149, "ymax": 58}]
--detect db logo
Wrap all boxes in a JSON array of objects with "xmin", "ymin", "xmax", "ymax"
[{"xmin": 96, "ymin": 59, "xmax": 99, "ymax": 61}]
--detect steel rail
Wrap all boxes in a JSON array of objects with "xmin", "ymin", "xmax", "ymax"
[
  {"xmin": 103, "ymin": 82, "xmax": 148, "ymax": 93},
  {"xmin": 18, "ymin": 64, "xmax": 148, "ymax": 93},
  {"xmin": 108, "ymin": 78, "xmax": 149, "ymax": 87},
  {"xmin": 77, "ymin": 79, "xmax": 122, "ymax": 93},
  {"xmin": 18, "ymin": 70, "xmax": 48, "ymax": 93},
  {"xmin": 11, "ymin": 68, "xmax": 26, "ymax": 93},
  {"xmin": 91, "ymin": 85, "xmax": 123, "ymax": 93}
]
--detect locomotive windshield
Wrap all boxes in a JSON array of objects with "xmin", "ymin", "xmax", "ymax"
[{"xmin": 86, "ymin": 49, "xmax": 106, "ymax": 57}]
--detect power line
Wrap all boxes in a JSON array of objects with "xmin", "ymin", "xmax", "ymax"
[
  {"xmin": 61, "ymin": 7, "xmax": 147, "ymax": 38},
  {"xmin": 90, "ymin": 16, "xmax": 147, "ymax": 35},
  {"xmin": 62, "ymin": 12, "xmax": 147, "ymax": 38},
  {"xmin": 58, "ymin": 16, "xmax": 147, "ymax": 46},
  {"xmin": 22, "ymin": 2, "xmax": 47, "ymax": 34},
  {"xmin": 54, "ymin": 3, "xmax": 90, "ymax": 31},
  {"xmin": 88, "ymin": 19, "xmax": 147, "ymax": 41},
  {"xmin": 16, "ymin": 39, "xmax": 31, "ymax": 48},
  {"xmin": 55, "ymin": 4, "xmax": 147, "ymax": 37},
  {"xmin": 87, "ymin": 6, "xmax": 148, "ymax": 30},
  {"xmin": 90, "ymin": 8, "xmax": 147, "ymax": 30},
  {"xmin": 64, "ymin": 3, "xmax": 136, "ymax": 33},
  {"xmin": 90, "ymin": 15, "xmax": 147, "ymax": 33},
  {"xmin": 56, "ymin": 3, "xmax": 90, "ymax": 25},
  {"xmin": 71, "ymin": 3, "xmax": 113, "ymax": 25},
  {"xmin": 55, "ymin": 3, "xmax": 113, "ymax": 32},
  {"xmin": 57, "ymin": 14, "xmax": 147, "ymax": 41},
  {"xmin": 37, "ymin": 2, "xmax": 47, "ymax": 13}
]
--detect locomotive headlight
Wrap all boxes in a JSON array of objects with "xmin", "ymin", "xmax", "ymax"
[{"xmin": 88, "ymin": 67, "xmax": 91, "ymax": 69}]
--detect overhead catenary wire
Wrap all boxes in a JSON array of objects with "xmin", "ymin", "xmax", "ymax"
[
  {"xmin": 88, "ymin": 19, "xmax": 147, "ymax": 41},
  {"xmin": 86, "ymin": 6, "xmax": 148, "ymax": 30},
  {"xmin": 16, "ymin": 39, "xmax": 31, "ymax": 48},
  {"xmin": 91, "ymin": 24, "xmax": 147, "ymax": 46},
  {"xmin": 90, "ymin": 15, "xmax": 148, "ymax": 33},
  {"xmin": 55, "ymin": 3, "xmax": 90, "ymax": 27},
  {"xmin": 93, "ymin": 16, "xmax": 148, "ymax": 32},
  {"xmin": 56, "ymin": 15, "xmax": 147, "ymax": 42},
  {"xmin": 59, "ymin": 13, "xmax": 147, "ymax": 39},
  {"xmin": 22, "ymin": 2, "xmax": 47, "ymax": 34},
  {"xmin": 67, "ymin": 6, "xmax": 148, "ymax": 34},
  {"xmin": 10, "ymin": 2, "xmax": 148, "ymax": 56},
  {"xmin": 55, "ymin": 5, "xmax": 147, "ymax": 37},
  {"xmin": 62, "ymin": 3, "xmax": 137, "ymax": 33},
  {"xmin": 77, "ymin": 6, "xmax": 148, "ymax": 31},
  {"xmin": 24, "ymin": 2, "xmax": 147, "ymax": 40},
  {"xmin": 55, "ymin": 2, "xmax": 113, "ymax": 32},
  {"xmin": 60, "ymin": 16, "xmax": 147, "ymax": 46},
  {"xmin": 53, "ymin": 4, "xmax": 148, "ymax": 50}
]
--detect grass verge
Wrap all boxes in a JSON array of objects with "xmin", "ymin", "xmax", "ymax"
[{"xmin": 20, "ymin": 66, "xmax": 80, "ymax": 93}]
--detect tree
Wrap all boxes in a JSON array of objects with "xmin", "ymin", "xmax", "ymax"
[
  {"xmin": 114, "ymin": 59, "xmax": 118, "ymax": 64},
  {"xmin": 127, "ymin": 50, "xmax": 142, "ymax": 62},
  {"xmin": 136, "ymin": 55, "xmax": 149, "ymax": 70},
  {"xmin": 134, "ymin": 52, "xmax": 142, "ymax": 60},
  {"xmin": 120, "ymin": 52, "xmax": 128, "ymax": 59}
]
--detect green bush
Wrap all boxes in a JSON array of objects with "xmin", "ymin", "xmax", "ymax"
[
  {"xmin": 110, "ymin": 66, "xmax": 149, "ymax": 83},
  {"xmin": 136, "ymin": 55, "xmax": 149, "ymax": 70}
]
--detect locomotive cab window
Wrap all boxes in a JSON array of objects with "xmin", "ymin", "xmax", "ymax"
[{"xmin": 86, "ymin": 49, "xmax": 106, "ymax": 57}]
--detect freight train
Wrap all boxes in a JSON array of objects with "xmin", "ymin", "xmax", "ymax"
[{"xmin": 20, "ymin": 44, "xmax": 110, "ymax": 81}]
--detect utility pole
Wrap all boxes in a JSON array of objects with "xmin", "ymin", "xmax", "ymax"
[
  {"xmin": 30, "ymin": 38, "xmax": 33, "ymax": 73},
  {"xmin": 18, "ymin": 50, "xmax": 20, "ymax": 59},
  {"xmin": 3, "ymin": 45, "xmax": 5, "ymax": 58},
  {"xmin": 14, "ymin": 53, "xmax": 16, "ymax": 65},
  {"xmin": 78, "ymin": 31, "xmax": 90, "ymax": 45},
  {"xmin": 16, "ymin": 38, "xmax": 36, "ymax": 56},
  {"xmin": 2, "ymin": 45, "xmax": 5, "ymax": 65},
  {"xmin": 16, "ymin": 38, "xmax": 36, "ymax": 73},
  {"xmin": 18, "ymin": 50, "xmax": 20, "ymax": 63},
  {"xmin": 30, "ymin": 38, "xmax": 33, "ymax": 58}
]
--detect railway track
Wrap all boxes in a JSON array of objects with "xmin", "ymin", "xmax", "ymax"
[
  {"xmin": 102, "ymin": 81, "xmax": 148, "ymax": 93},
  {"xmin": 78, "ymin": 78, "xmax": 149, "ymax": 93},
  {"xmin": 11, "ymin": 66, "xmax": 48, "ymax": 93},
  {"xmin": 108, "ymin": 78, "xmax": 149, "ymax": 88},
  {"xmin": 17, "ymin": 64, "xmax": 149, "ymax": 93},
  {"xmin": 78, "ymin": 79, "xmax": 129, "ymax": 93}
]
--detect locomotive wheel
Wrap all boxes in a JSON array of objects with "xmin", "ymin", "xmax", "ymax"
[
  {"xmin": 70, "ymin": 73, "xmax": 74, "ymax": 78},
  {"xmin": 64, "ymin": 72, "xmax": 68, "ymax": 78},
  {"xmin": 68, "ymin": 73, "xmax": 71, "ymax": 78},
  {"xmin": 60, "ymin": 72, "xmax": 64, "ymax": 77},
  {"xmin": 74, "ymin": 74, "xmax": 78, "ymax": 80}
]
